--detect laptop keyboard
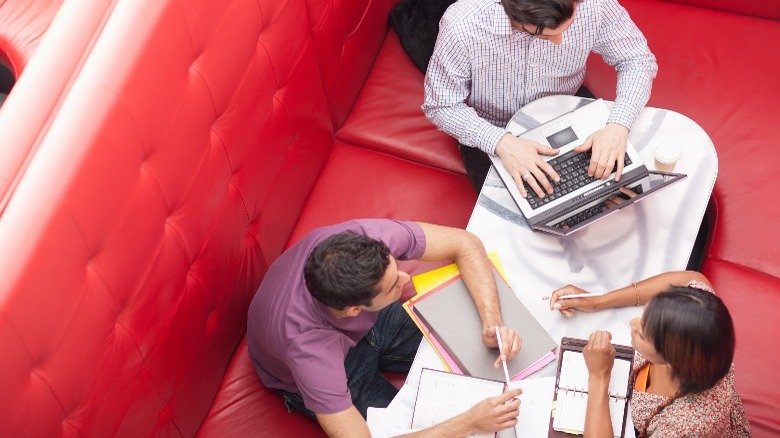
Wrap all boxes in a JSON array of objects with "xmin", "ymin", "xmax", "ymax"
[
  {"xmin": 526, "ymin": 150, "xmax": 632, "ymax": 209},
  {"xmin": 553, "ymin": 204, "xmax": 605, "ymax": 229},
  {"xmin": 551, "ymin": 183, "xmax": 645, "ymax": 229}
]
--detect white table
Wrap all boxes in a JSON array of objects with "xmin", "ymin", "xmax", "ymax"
[
  {"xmin": 371, "ymin": 95, "xmax": 717, "ymax": 437},
  {"xmin": 471, "ymin": 95, "xmax": 717, "ymax": 359}
]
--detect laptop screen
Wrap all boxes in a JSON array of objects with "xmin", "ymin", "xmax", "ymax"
[{"xmin": 534, "ymin": 171, "xmax": 687, "ymax": 236}]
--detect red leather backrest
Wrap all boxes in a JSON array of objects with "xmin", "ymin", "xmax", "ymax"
[
  {"xmin": 0, "ymin": 0, "xmax": 63, "ymax": 75},
  {"xmin": 0, "ymin": 0, "xmax": 89, "ymax": 210},
  {"xmin": 305, "ymin": 0, "xmax": 398, "ymax": 129},
  {"xmin": 662, "ymin": 0, "xmax": 780, "ymax": 20},
  {"xmin": 0, "ymin": 0, "xmax": 391, "ymax": 434}
]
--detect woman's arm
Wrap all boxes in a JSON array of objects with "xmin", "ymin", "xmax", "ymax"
[
  {"xmin": 550, "ymin": 270, "xmax": 711, "ymax": 317},
  {"xmin": 583, "ymin": 331, "xmax": 617, "ymax": 438}
]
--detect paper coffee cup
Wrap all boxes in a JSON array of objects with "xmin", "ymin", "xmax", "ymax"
[{"xmin": 653, "ymin": 139, "xmax": 682, "ymax": 172}]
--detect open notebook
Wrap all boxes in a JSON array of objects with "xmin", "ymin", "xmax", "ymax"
[
  {"xmin": 550, "ymin": 338, "xmax": 635, "ymax": 438},
  {"xmin": 412, "ymin": 368, "xmax": 504, "ymax": 438}
]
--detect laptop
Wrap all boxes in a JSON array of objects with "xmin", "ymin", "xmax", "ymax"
[{"xmin": 490, "ymin": 99, "xmax": 687, "ymax": 236}]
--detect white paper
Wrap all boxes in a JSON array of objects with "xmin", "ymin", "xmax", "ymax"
[
  {"xmin": 509, "ymin": 377, "xmax": 555, "ymax": 438},
  {"xmin": 405, "ymin": 338, "xmax": 448, "ymax": 388},
  {"xmin": 367, "ymin": 406, "xmax": 419, "ymax": 438},
  {"xmin": 557, "ymin": 350, "xmax": 631, "ymax": 397},
  {"xmin": 412, "ymin": 369, "xmax": 503, "ymax": 438}
]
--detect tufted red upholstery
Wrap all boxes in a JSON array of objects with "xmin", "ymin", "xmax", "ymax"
[
  {"xmin": 662, "ymin": 0, "xmax": 780, "ymax": 20},
  {"xmin": 586, "ymin": 1, "xmax": 780, "ymax": 436},
  {"xmin": 0, "ymin": 0, "xmax": 777, "ymax": 436},
  {"xmin": 0, "ymin": 0, "xmax": 110, "ymax": 208},
  {"xmin": 0, "ymin": 0, "xmax": 472, "ymax": 435}
]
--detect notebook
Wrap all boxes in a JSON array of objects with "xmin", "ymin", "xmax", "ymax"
[
  {"xmin": 412, "ymin": 368, "xmax": 504, "ymax": 438},
  {"xmin": 489, "ymin": 99, "xmax": 687, "ymax": 236},
  {"xmin": 407, "ymin": 266, "xmax": 557, "ymax": 382},
  {"xmin": 549, "ymin": 337, "xmax": 635, "ymax": 438}
]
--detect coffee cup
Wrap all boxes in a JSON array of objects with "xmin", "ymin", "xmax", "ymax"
[{"xmin": 653, "ymin": 139, "xmax": 682, "ymax": 172}]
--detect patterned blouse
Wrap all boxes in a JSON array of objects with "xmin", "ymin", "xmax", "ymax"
[{"xmin": 629, "ymin": 281, "xmax": 752, "ymax": 437}]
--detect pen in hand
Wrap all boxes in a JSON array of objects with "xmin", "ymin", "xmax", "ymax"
[
  {"xmin": 495, "ymin": 325, "xmax": 512, "ymax": 386},
  {"xmin": 547, "ymin": 291, "xmax": 606, "ymax": 300}
]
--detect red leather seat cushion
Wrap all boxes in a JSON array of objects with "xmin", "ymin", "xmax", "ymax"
[
  {"xmin": 335, "ymin": 30, "xmax": 465, "ymax": 176},
  {"xmin": 585, "ymin": 0, "xmax": 780, "ymax": 278},
  {"xmin": 289, "ymin": 141, "xmax": 476, "ymax": 245},
  {"xmin": 701, "ymin": 259, "xmax": 780, "ymax": 437},
  {"xmin": 196, "ymin": 336, "xmax": 327, "ymax": 438},
  {"xmin": 662, "ymin": 0, "xmax": 780, "ymax": 20}
]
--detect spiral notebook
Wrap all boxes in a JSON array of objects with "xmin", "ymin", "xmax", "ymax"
[
  {"xmin": 549, "ymin": 337, "xmax": 635, "ymax": 438},
  {"xmin": 412, "ymin": 368, "xmax": 504, "ymax": 438}
]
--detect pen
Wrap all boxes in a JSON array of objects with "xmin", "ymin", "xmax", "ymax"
[
  {"xmin": 544, "ymin": 291, "xmax": 606, "ymax": 300},
  {"xmin": 494, "ymin": 325, "xmax": 511, "ymax": 386}
]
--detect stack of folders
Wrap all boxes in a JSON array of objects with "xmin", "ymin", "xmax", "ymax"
[
  {"xmin": 550, "ymin": 337, "xmax": 635, "ymax": 438},
  {"xmin": 404, "ymin": 258, "xmax": 557, "ymax": 382}
]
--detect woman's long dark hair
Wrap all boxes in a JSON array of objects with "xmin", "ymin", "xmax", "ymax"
[{"xmin": 636, "ymin": 286, "xmax": 735, "ymax": 436}]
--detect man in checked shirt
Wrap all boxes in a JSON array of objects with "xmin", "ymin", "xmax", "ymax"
[{"xmin": 422, "ymin": 0, "xmax": 657, "ymax": 198}]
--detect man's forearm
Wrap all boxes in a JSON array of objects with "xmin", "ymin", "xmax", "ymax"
[
  {"xmin": 416, "ymin": 224, "xmax": 503, "ymax": 327},
  {"xmin": 452, "ymin": 233, "xmax": 503, "ymax": 327}
]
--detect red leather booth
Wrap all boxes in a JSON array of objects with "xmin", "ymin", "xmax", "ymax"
[{"xmin": 0, "ymin": 0, "xmax": 777, "ymax": 436}]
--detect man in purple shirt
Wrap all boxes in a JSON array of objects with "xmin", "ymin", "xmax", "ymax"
[{"xmin": 248, "ymin": 219, "xmax": 523, "ymax": 436}]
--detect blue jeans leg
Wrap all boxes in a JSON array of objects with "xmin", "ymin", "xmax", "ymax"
[
  {"xmin": 344, "ymin": 301, "xmax": 422, "ymax": 418},
  {"xmin": 279, "ymin": 302, "xmax": 422, "ymax": 420}
]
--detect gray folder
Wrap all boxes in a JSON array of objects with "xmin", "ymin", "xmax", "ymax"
[{"xmin": 413, "ymin": 269, "xmax": 556, "ymax": 381}]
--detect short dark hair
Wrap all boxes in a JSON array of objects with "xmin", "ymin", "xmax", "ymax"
[
  {"xmin": 500, "ymin": 0, "xmax": 582, "ymax": 30},
  {"xmin": 304, "ymin": 233, "xmax": 391, "ymax": 310},
  {"xmin": 642, "ymin": 287, "xmax": 735, "ymax": 396}
]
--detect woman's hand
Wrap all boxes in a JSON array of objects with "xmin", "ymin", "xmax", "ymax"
[
  {"xmin": 583, "ymin": 331, "xmax": 615, "ymax": 381},
  {"xmin": 549, "ymin": 285, "xmax": 602, "ymax": 318}
]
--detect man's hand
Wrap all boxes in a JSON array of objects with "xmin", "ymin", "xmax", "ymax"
[
  {"xmin": 495, "ymin": 133, "xmax": 560, "ymax": 199},
  {"xmin": 458, "ymin": 388, "xmax": 522, "ymax": 435},
  {"xmin": 583, "ymin": 331, "xmax": 616, "ymax": 381},
  {"xmin": 482, "ymin": 326, "xmax": 522, "ymax": 367},
  {"xmin": 574, "ymin": 123, "xmax": 629, "ymax": 180}
]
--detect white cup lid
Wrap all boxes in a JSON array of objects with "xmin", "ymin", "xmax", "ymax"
[{"xmin": 653, "ymin": 139, "xmax": 682, "ymax": 164}]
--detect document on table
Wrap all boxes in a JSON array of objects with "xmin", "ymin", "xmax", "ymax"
[
  {"xmin": 411, "ymin": 368, "xmax": 504, "ymax": 438},
  {"xmin": 509, "ymin": 377, "xmax": 555, "ymax": 438}
]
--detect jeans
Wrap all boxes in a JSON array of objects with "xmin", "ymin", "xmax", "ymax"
[{"xmin": 280, "ymin": 301, "xmax": 422, "ymax": 419}]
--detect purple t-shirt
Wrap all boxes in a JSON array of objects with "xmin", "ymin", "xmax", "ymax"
[{"xmin": 247, "ymin": 219, "xmax": 427, "ymax": 414}]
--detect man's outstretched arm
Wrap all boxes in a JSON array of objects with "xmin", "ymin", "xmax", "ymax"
[
  {"xmin": 316, "ymin": 389, "xmax": 522, "ymax": 438},
  {"xmin": 415, "ymin": 222, "xmax": 521, "ymax": 363}
]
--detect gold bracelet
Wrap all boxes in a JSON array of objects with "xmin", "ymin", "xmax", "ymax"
[{"xmin": 632, "ymin": 282, "xmax": 640, "ymax": 306}]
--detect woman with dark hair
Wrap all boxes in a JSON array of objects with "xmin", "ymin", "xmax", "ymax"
[{"xmin": 550, "ymin": 271, "xmax": 751, "ymax": 437}]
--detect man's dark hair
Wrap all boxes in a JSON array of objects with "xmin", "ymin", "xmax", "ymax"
[
  {"xmin": 500, "ymin": 0, "xmax": 582, "ymax": 30},
  {"xmin": 642, "ymin": 286, "xmax": 735, "ymax": 396},
  {"xmin": 304, "ymin": 233, "xmax": 391, "ymax": 310}
]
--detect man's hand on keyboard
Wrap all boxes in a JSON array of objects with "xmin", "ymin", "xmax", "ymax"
[
  {"xmin": 495, "ymin": 133, "xmax": 560, "ymax": 198},
  {"xmin": 574, "ymin": 122, "xmax": 629, "ymax": 180}
]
